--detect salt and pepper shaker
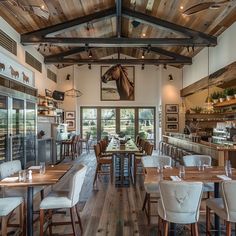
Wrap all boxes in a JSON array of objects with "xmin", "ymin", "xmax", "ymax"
[{"xmin": 28, "ymin": 170, "xmax": 32, "ymax": 180}]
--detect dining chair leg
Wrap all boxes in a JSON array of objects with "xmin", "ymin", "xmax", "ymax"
[
  {"xmin": 158, "ymin": 216, "xmax": 162, "ymax": 236},
  {"xmin": 75, "ymin": 205, "xmax": 83, "ymax": 234},
  {"xmin": 70, "ymin": 207, "xmax": 77, "ymax": 236},
  {"xmin": 1, "ymin": 215, "xmax": 9, "ymax": 236},
  {"xmin": 142, "ymin": 193, "xmax": 148, "ymax": 211},
  {"xmin": 147, "ymin": 193, "xmax": 150, "ymax": 225},
  {"xmin": 163, "ymin": 220, "xmax": 168, "ymax": 236},
  {"xmin": 134, "ymin": 160, "xmax": 137, "ymax": 185},
  {"xmin": 48, "ymin": 209, "xmax": 53, "ymax": 236},
  {"xmin": 40, "ymin": 209, "xmax": 44, "ymax": 236},
  {"xmin": 93, "ymin": 165, "xmax": 99, "ymax": 186},
  {"xmin": 206, "ymin": 206, "xmax": 211, "ymax": 236},
  {"xmin": 193, "ymin": 223, "xmax": 199, "ymax": 236},
  {"xmin": 226, "ymin": 221, "xmax": 231, "ymax": 236},
  {"xmin": 110, "ymin": 162, "xmax": 113, "ymax": 183},
  {"xmin": 19, "ymin": 201, "xmax": 25, "ymax": 235}
]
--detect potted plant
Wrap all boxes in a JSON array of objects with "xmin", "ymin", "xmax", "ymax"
[
  {"xmin": 211, "ymin": 91, "xmax": 220, "ymax": 104},
  {"xmin": 218, "ymin": 92, "xmax": 226, "ymax": 102},
  {"xmin": 190, "ymin": 106, "xmax": 203, "ymax": 114},
  {"xmin": 224, "ymin": 88, "xmax": 235, "ymax": 101}
]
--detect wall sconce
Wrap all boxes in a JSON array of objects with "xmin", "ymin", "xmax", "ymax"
[{"xmin": 168, "ymin": 74, "xmax": 173, "ymax": 81}]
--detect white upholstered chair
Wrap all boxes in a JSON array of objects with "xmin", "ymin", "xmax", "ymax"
[
  {"xmin": 142, "ymin": 155, "xmax": 172, "ymax": 224},
  {"xmin": 182, "ymin": 155, "xmax": 214, "ymax": 194},
  {"xmin": 39, "ymin": 165, "xmax": 87, "ymax": 236},
  {"xmin": 0, "ymin": 197, "xmax": 24, "ymax": 236},
  {"xmin": 158, "ymin": 181, "xmax": 203, "ymax": 236},
  {"xmin": 206, "ymin": 180, "xmax": 236, "ymax": 236}
]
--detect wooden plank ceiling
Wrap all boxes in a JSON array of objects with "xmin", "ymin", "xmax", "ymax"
[{"xmin": 0, "ymin": 0, "xmax": 236, "ymax": 67}]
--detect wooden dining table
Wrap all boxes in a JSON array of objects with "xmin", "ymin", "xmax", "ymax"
[
  {"xmin": 0, "ymin": 163, "xmax": 72, "ymax": 236},
  {"xmin": 106, "ymin": 138, "xmax": 139, "ymax": 187},
  {"xmin": 145, "ymin": 166, "xmax": 236, "ymax": 236}
]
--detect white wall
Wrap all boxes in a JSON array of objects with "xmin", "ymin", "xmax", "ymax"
[
  {"xmin": 183, "ymin": 22, "xmax": 236, "ymax": 87},
  {"xmin": 0, "ymin": 17, "xmax": 58, "ymax": 95}
]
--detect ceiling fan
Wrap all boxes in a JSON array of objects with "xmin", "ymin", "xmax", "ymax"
[
  {"xmin": 0, "ymin": 0, "xmax": 50, "ymax": 19},
  {"xmin": 183, "ymin": 1, "xmax": 231, "ymax": 15}
]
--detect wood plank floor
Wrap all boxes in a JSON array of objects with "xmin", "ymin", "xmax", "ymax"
[{"xmin": 8, "ymin": 150, "xmax": 234, "ymax": 235}]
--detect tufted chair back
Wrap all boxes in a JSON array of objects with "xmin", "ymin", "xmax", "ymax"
[
  {"xmin": 183, "ymin": 155, "xmax": 211, "ymax": 167},
  {"xmin": 68, "ymin": 165, "xmax": 87, "ymax": 207},
  {"xmin": 158, "ymin": 181, "xmax": 203, "ymax": 224},
  {"xmin": 221, "ymin": 181, "xmax": 236, "ymax": 221},
  {"xmin": 0, "ymin": 160, "xmax": 22, "ymax": 179}
]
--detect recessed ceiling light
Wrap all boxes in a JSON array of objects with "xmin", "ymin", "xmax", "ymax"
[
  {"xmin": 180, "ymin": 5, "xmax": 184, "ymax": 10},
  {"xmin": 142, "ymin": 33, "xmax": 146, "ymax": 37}
]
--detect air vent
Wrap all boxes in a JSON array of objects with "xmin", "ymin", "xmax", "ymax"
[
  {"xmin": 47, "ymin": 69, "xmax": 57, "ymax": 83},
  {"xmin": 0, "ymin": 29, "xmax": 17, "ymax": 55},
  {"xmin": 25, "ymin": 51, "xmax": 42, "ymax": 73}
]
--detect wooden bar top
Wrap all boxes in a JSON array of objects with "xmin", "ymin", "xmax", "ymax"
[{"xmin": 0, "ymin": 163, "xmax": 72, "ymax": 187}]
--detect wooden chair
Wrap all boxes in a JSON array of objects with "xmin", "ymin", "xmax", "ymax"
[
  {"xmin": 134, "ymin": 141, "xmax": 153, "ymax": 184},
  {"xmin": 0, "ymin": 197, "xmax": 25, "ymax": 236},
  {"xmin": 39, "ymin": 165, "xmax": 87, "ymax": 236},
  {"xmin": 93, "ymin": 144, "xmax": 113, "ymax": 185}
]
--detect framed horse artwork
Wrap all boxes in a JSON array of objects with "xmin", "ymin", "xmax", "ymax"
[{"xmin": 101, "ymin": 65, "xmax": 135, "ymax": 101}]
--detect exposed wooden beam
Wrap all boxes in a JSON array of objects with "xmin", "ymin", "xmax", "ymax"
[
  {"xmin": 21, "ymin": 7, "xmax": 116, "ymax": 38},
  {"xmin": 181, "ymin": 61, "xmax": 236, "ymax": 97},
  {"xmin": 21, "ymin": 36, "xmax": 214, "ymax": 47},
  {"xmin": 122, "ymin": 7, "xmax": 217, "ymax": 46},
  {"xmin": 116, "ymin": 0, "xmax": 122, "ymax": 38},
  {"xmin": 142, "ymin": 47, "xmax": 192, "ymax": 63},
  {"xmin": 44, "ymin": 58, "xmax": 192, "ymax": 65}
]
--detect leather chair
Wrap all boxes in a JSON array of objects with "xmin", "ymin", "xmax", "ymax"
[
  {"xmin": 158, "ymin": 181, "xmax": 203, "ymax": 236},
  {"xmin": 39, "ymin": 165, "xmax": 87, "ymax": 236}
]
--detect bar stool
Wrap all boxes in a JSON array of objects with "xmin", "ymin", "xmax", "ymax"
[
  {"xmin": 79, "ymin": 132, "xmax": 91, "ymax": 154},
  {"xmin": 61, "ymin": 135, "xmax": 76, "ymax": 158}
]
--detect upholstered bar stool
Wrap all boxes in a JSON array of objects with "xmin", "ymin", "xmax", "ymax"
[
  {"xmin": 158, "ymin": 181, "xmax": 203, "ymax": 236},
  {"xmin": 0, "ymin": 197, "xmax": 24, "ymax": 236},
  {"xmin": 39, "ymin": 165, "xmax": 87, "ymax": 236},
  {"xmin": 206, "ymin": 180, "xmax": 236, "ymax": 236}
]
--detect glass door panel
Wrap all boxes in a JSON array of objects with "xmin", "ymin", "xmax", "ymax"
[
  {"xmin": 26, "ymin": 102, "xmax": 36, "ymax": 165},
  {"xmin": 101, "ymin": 108, "xmax": 116, "ymax": 139},
  {"xmin": 120, "ymin": 108, "xmax": 135, "ymax": 139},
  {"xmin": 0, "ymin": 95, "xmax": 8, "ymax": 162},
  {"xmin": 138, "ymin": 108, "xmax": 155, "ymax": 143},
  {"xmin": 12, "ymin": 98, "xmax": 24, "ymax": 163},
  {"xmin": 82, "ymin": 108, "xmax": 97, "ymax": 143}
]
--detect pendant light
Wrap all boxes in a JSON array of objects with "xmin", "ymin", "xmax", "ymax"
[
  {"xmin": 180, "ymin": 67, "xmax": 186, "ymax": 114},
  {"xmin": 205, "ymin": 47, "xmax": 213, "ymax": 112},
  {"xmin": 65, "ymin": 65, "xmax": 83, "ymax": 98}
]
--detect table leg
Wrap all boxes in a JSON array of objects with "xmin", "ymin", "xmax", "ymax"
[
  {"xmin": 214, "ymin": 183, "xmax": 220, "ymax": 236},
  {"xmin": 27, "ymin": 186, "xmax": 34, "ymax": 236}
]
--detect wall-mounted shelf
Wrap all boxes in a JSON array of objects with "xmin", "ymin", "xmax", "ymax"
[{"xmin": 214, "ymin": 98, "xmax": 236, "ymax": 107}]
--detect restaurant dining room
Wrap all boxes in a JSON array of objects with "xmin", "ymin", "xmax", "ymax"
[{"xmin": 0, "ymin": 0, "xmax": 236, "ymax": 235}]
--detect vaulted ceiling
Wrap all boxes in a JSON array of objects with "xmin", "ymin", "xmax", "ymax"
[{"xmin": 0, "ymin": 0, "xmax": 236, "ymax": 67}]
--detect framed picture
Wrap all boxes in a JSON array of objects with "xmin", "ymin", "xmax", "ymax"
[
  {"xmin": 66, "ymin": 119, "xmax": 75, "ymax": 129},
  {"xmin": 166, "ymin": 113, "xmax": 179, "ymax": 123},
  {"xmin": 45, "ymin": 89, "xmax": 52, "ymax": 98},
  {"xmin": 101, "ymin": 65, "xmax": 135, "ymax": 101},
  {"xmin": 166, "ymin": 123, "xmax": 179, "ymax": 132},
  {"xmin": 65, "ymin": 111, "xmax": 75, "ymax": 119},
  {"xmin": 165, "ymin": 104, "xmax": 179, "ymax": 113}
]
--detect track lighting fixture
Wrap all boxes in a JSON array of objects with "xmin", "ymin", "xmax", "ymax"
[
  {"xmin": 141, "ymin": 50, "xmax": 145, "ymax": 59},
  {"xmin": 66, "ymin": 74, "xmax": 70, "ymax": 80},
  {"xmin": 88, "ymin": 64, "xmax": 91, "ymax": 70},
  {"xmin": 88, "ymin": 50, "xmax": 92, "ymax": 58},
  {"xmin": 163, "ymin": 64, "xmax": 167, "ymax": 70},
  {"xmin": 141, "ymin": 64, "xmax": 145, "ymax": 70},
  {"xmin": 147, "ymin": 45, "xmax": 151, "ymax": 53},
  {"xmin": 168, "ymin": 74, "xmax": 173, "ymax": 81}
]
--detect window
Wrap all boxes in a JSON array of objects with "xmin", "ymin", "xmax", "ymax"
[
  {"xmin": 138, "ymin": 108, "xmax": 155, "ymax": 143},
  {"xmin": 81, "ymin": 107, "xmax": 156, "ymax": 147}
]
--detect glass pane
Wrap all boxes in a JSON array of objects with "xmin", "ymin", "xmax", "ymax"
[
  {"xmin": 0, "ymin": 95, "xmax": 8, "ymax": 162},
  {"xmin": 12, "ymin": 98, "xmax": 24, "ymax": 162},
  {"xmin": 138, "ymin": 108, "xmax": 155, "ymax": 142},
  {"xmin": 120, "ymin": 108, "xmax": 135, "ymax": 139},
  {"xmin": 101, "ymin": 108, "xmax": 116, "ymax": 138},
  {"xmin": 82, "ymin": 108, "xmax": 97, "ymax": 119},
  {"xmin": 82, "ymin": 119, "xmax": 97, "ymax": 140},
  {"xmin": 26, "ymin": 102, "xmax": 36, "ymax": 164}
]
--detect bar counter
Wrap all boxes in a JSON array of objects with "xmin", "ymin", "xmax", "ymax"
[{"xmin": 163, "ymin": 134, "xmax": 236, "ymax": 166}]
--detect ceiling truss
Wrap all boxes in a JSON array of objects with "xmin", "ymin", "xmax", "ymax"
[{"xmin": 21, "ymin": 0, "xmax": 217, "ymax": 65}]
